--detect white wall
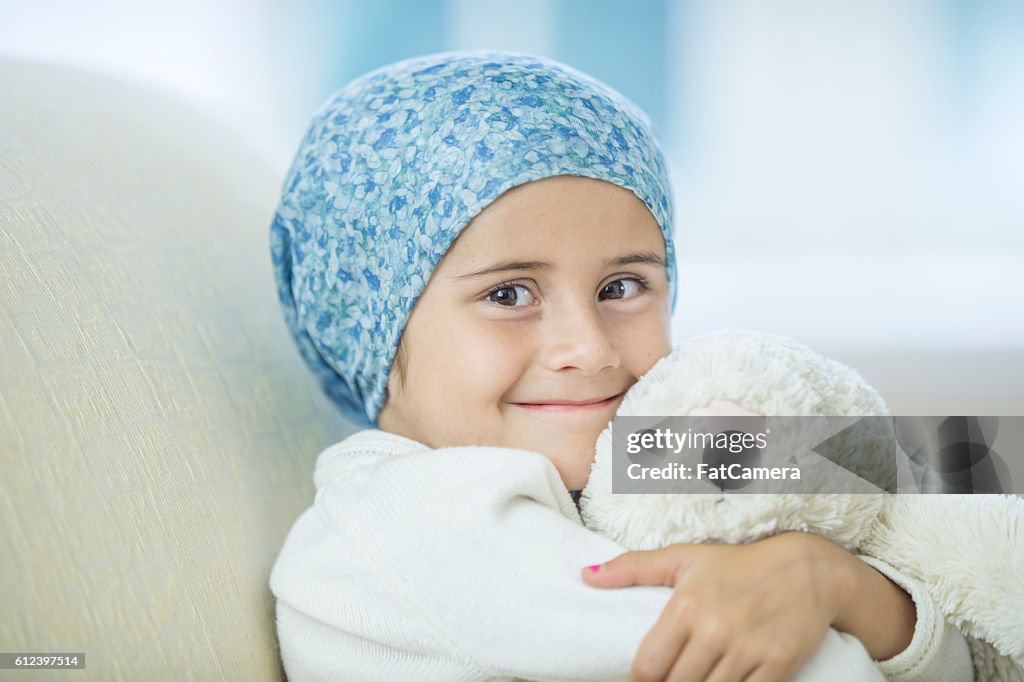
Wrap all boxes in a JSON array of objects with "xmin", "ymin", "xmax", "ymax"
[
  {"xmin": 0, "ymin": 0, "xmax": 331, "ymax": 166},
  {"xmin": 2, "ymin": 0, "xmax": 1020, "ymax": 412}
]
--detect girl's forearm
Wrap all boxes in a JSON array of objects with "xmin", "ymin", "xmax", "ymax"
[{"xmin": 830, "ymin": 551, "xmax": 917, "ymax": 661}]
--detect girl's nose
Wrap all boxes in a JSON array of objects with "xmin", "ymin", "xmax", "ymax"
[{"xmin": 539, "ymin": 302, "xmax": 622, "ymax": 376}]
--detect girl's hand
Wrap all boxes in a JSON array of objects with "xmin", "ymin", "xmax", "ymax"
[{"xmin": 581, "ymin": 531, "xmax": 859, "ymax": 682}]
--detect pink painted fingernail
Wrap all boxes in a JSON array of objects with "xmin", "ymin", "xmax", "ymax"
[{"xmin": 586, "ymin": 564, "xmax": 602, "ymax": 572}]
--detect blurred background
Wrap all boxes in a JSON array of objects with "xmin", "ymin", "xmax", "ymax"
[{"xmin": 2, "ymin": 0, "xmax": 1021, "ymax": 414}]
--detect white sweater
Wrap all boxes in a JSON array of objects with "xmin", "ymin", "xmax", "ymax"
[{"xmin": 269, "ymin": 429, "xmax": 974, "ymax": 681}]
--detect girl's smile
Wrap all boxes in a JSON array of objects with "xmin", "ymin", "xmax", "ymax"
[{"xmin": 508, "ymin": 391, "xmax": 625, "ymax": 412}]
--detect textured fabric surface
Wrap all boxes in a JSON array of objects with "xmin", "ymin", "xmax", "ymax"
[
  {"xmin": 1, "ymin": 59, "xmax": 352, "ymax": 680},
  {"xmin": 271, "ymin": 50, "xmax": 678, "ymax": 428}
]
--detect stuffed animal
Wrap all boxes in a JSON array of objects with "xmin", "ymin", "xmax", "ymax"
[{"xmin": 580, "ymin": 329, "xmax": 1024, "ymax": 681}]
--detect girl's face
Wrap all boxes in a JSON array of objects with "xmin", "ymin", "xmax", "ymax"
[{"xmin": 377, "ymin": 175, "xmax": 673, "ymax": 490}]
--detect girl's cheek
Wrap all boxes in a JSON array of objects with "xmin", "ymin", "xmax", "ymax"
[
  {"xmin": 467, "ymin": 331, "xmax": 532, "ymax": 396},
  {"xmin": 624, "ymin": 318, "xmax": 671, "ymax": 372}
]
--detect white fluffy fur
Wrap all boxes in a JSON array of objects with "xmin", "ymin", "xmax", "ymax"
[{"xmin": 580, "ymin": 328, "xmax": 1024, "ymax": 680}]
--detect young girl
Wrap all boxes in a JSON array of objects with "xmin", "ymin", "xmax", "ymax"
[{"xmin": 268, "ymin": 51, "xmax": 973, "ymax": 681}]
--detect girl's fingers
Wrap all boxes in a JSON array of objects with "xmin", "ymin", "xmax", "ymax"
[
  {"xmin": 630, "ymin": 591, "xmax": 694, "ymax": 681},
  {"xmin": 741, "ymin": 667, "xmax": 782, "ymax": 682},
  {"xmin": 583, "ymin": 546, "xmax": 697, "ymax": 588},
  {"xmin": 702, "ymin": 649, "xmax": 759, "ymax": 682},
  {"xmin": 740, "ymin": 657, "xmax": 800, "ymax": 682},
  {"xmin": 664, "ymin": 642, "xmax": 723, "ymax": 682}
]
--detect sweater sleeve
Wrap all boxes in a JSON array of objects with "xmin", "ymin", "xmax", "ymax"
[
  {"xmin": 271, "ymin": 441, "xmax": 892, "ymax": 682},
  {"xmin": 857, "ymin": 555, "xmax": 975, "ymax": 681},
  {"xmin": 311, "ymin": 445, "xmax": 673, "ymax": 681}
]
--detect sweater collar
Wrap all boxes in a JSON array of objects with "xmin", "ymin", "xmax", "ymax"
[{"xmin": 313, "ymin": 428, "xmax": 427, "ymax": 490}]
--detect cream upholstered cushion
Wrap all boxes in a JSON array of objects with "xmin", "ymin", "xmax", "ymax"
[{"xmin": 0, "ymin": 59, "xmax": 354, "ymax": 680}]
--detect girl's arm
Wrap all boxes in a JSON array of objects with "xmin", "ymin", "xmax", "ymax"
[
  {"xmin": 273, "ymin": 442, "xmax": 678, "ymax": 681},
  {"xmin": 584, "ymin": 533, "xmax": 974, "ymax": 681},
  {"xmin": 855, "ymin": 555, "xmax": 976, "ymax": 681},
  {"xmin": 272, "ymin": 439, "xmax": 920, "ymax": 681},
  {"xmin": 834, "ymin": 547, "xmax": 919, "ymax": 659}
]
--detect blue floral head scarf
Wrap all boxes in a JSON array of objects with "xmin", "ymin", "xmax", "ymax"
[{"xmin": 271, "ymin": 50, "xmax": 677, "ymax": 428}]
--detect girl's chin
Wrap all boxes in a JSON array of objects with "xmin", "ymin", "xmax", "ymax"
[{"xmin": 513, "ymin": 431, "xmax": 601, "ymax": 454}]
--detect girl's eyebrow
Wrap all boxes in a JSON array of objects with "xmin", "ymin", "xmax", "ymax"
[
  {"xmin": 454, "ymin": 260, "xmax": 550, "ymax": 280},
  {"xmin": 454, "ymin": 251, "xmax": 665, "ymax": 280},
  {"xmin": 609, "ymin": 251, "xmax": 666, "ymax": 268}
]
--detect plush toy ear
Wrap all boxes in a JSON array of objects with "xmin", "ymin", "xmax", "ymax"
[
  {"xmin": 578, "ymin": 328, "xmax": 888, "ymax": 551},
  {"xmin": 614, "ymin": 328, "xmax": 892, "ymax": 419}
]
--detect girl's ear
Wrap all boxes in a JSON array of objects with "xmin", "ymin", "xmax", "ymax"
[
  {"xmin": 378, "ymin": 332, "xmax": 409, "ymax": 432},
  {"xmin": 384, "ymin": 333, "xmax": 411, "ymax": 401},
  {"xmin": 394, "ymin": 336, "xmax": 410, "ymax": 391}
]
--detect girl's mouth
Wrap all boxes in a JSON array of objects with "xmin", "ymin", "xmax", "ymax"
[{"xmin": 510, "ymin": 393, "xmax": 623, "ymax": 412}]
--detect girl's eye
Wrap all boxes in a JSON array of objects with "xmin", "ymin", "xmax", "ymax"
[
  {"xmin": 486, "ymin": 283, "xmax": 535, "ymax": 308},
  {"xmin": 600, "ymin": 277, "xmax": 648, "ymax": 300}
]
